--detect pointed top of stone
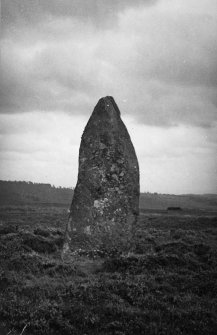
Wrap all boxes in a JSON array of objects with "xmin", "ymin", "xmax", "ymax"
[{"xmin": 93, "ymin": 96, "xmax": 121, "ymax": 119}]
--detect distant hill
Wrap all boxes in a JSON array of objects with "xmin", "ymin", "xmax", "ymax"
[{"xmin": 0, "ymin": 180, "xmax": 217, "ymax": 211}]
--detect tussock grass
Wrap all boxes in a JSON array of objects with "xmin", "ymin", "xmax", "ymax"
[{"xmin": 0, "ymin": 207, "xmax": 217, "ymax": 334}]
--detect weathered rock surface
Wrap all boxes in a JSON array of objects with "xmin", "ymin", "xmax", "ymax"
[{"xmin": 63, "ymin": 96, "xmax": 139, "ymax": 255}]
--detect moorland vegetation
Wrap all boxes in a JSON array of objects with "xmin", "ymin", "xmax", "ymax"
[{"xmin": 0, "ymin": 204, "xmax": 217, "ymax": 335}]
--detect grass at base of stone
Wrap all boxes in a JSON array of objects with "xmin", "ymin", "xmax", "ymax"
[{"xmin": 0, "ymin": 207, "xmax": 217, "ymax": 335}]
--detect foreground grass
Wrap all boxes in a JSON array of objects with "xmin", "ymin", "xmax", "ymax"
[{"xmin": 0, "ymin": 206, "xmax": 217, "ymax": 334}]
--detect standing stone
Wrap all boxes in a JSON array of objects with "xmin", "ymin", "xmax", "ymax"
[{"xmin": 63, "ymin": 96, "xmax": 139, "ymax": 256}]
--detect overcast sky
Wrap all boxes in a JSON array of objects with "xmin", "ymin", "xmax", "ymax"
[{"xmin": 1, "ymin": 0, "xmax": 217, "ymax": 194}]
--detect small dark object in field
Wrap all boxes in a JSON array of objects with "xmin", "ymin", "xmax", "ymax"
[{"xmin": 167, "ymin": 206, "xmax": 182, "ymax": 211}]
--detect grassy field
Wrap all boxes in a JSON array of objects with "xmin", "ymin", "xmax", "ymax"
[{"xmin": 0, "ymin": 206, "xmax": 217, "ymax": 335}]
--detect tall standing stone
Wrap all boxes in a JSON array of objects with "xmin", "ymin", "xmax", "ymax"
[{"xmin": 63, "ymin": 96, "xmax": 139, "ymax": 256}]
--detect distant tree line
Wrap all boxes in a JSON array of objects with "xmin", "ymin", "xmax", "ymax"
[{"xmin": 0, "ymin": 180, "xmax": 73, "ymax": 206}]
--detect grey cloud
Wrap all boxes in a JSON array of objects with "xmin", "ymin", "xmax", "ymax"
[
  {"xmin": 0, "ymin": 39, "xmax": 95, "ymax": 114},
  {"xmin": 0, "ymin": 0, "xmax": 217, "ymax": 130},
  {"xmin": 117, "ymin": 10, "xmax": 217, "ymax": 88},
  {"xmin": 128, "ymin": 87, "xmax": 217, "ymax": 128},
  {"xmin": 2, "ymin": 0, "xmax": 156, "ymax": 33}
]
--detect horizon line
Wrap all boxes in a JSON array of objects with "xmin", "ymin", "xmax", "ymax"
[{"xmin": 1, "ymin": 179, "xmax": 216, "ymax": 197}]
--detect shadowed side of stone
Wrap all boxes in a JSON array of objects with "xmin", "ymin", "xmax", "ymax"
[{"xmin": 63, "ymin": 96, "xmax": 139, "ymax": 256}]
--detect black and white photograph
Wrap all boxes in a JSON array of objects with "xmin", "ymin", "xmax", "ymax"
[{"xmin": 0, "ymin": 1, "xmax": 217, "ymax": 334}]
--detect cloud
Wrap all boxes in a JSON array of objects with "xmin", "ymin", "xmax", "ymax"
[
  {"xmin": 119, "ymin": 10, "xmax": 217, "ymax": 87},
  {"xmin": 0, "ymin": 112, "xmax": 86, "ymax": 186},
  {"xmin": 0, "ymin": 0, "xmax": 217, "ymax": 130},
  {"xmin": 1, "ymin": 0, "xmax": 156, "ymax": 33},
  {"xmin": 0, "ymin": 112, "xmax": 216, "ymax": 193}
]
